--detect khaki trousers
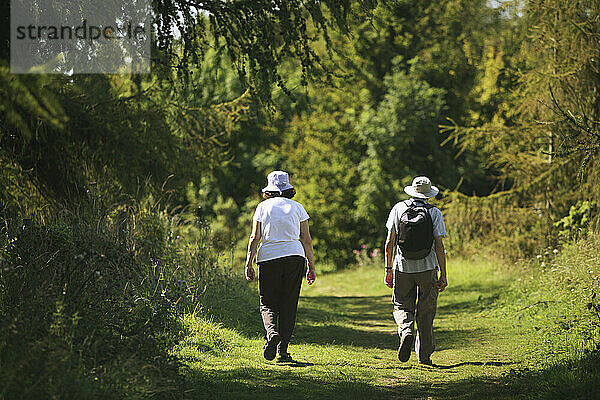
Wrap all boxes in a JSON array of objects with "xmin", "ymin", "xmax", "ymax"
[{"xmin": 392, "ymin": 269, "xmax": 438, "ymax": 362}]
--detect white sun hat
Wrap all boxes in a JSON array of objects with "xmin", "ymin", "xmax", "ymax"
[
  {"xmin": 404, "ymin": 176, "xmax": 439, "ymax": 199},
  {"xmin": 262, "ymin": 170, "xmax": 294, "ymax": 193}
]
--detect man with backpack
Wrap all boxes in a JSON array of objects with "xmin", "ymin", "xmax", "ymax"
[{"xmin": 384, "ymin": 176, "xmax": 447, "ymax": 365}]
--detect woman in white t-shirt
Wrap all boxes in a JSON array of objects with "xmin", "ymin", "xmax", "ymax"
[{"xmin": 244, "ymin": 171, "xmax": 316, "ymax": 363}]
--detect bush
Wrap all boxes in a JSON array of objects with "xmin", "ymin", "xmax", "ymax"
[
  {"xmin": 0, "ymin": 212, "xmax": 182, "ymax": 399},
  {"xmin": 440, "ymin": 191, "xmax": 546, "ymax": 260},
  {"xmin": 0, "ymin": 200, "xmax": 249, "ymax": 399},
  {"xmin": 499, "ymin": 234, "xmax": 600, "ymax": 398},
  {"xmin": 554, "ymin": 201, "xmax": 598, "ymax": 242}
]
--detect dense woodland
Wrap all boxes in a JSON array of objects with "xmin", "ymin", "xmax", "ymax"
[{"xmin": 1, "ymin": 0, "xmax": 600, "ymax": 398}]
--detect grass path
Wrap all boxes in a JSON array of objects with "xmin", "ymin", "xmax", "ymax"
[{"xmin": 178, "ymin": 259, "xmax": 531, "ymax": 399}]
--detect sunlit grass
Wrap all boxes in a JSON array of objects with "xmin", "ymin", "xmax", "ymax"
[
  {"xmin": 175, "ymin": 249, "xmax": 600, "ymax": 399},
  {"xmin": 174, "ymin": 258, "xmax": 522, "ymax": 399}
]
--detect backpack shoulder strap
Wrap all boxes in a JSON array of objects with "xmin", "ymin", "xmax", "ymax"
[
  {"xmin": 422, "ymin": 202, "xmax": 434, "ymax": 209},
  {"xmin": 411, "ymin": 198, "xmax": 434, "ymax": 209}
]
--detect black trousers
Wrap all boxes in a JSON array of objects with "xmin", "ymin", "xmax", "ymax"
[{"xmin": 258, "ymin": 255, "xmax": 305, "ymax": 353}]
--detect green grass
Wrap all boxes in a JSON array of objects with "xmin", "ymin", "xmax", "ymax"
[
  {"xmin": 174, "ymin": 257, "xmax": 600, "ymax": 399},
  {"xmin": 4, "ymin": 215, "xmax": 598, "ymax": 399}
]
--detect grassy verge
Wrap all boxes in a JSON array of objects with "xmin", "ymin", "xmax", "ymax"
[
  {"xmin": 495, "ymin": 236, "xmax": 600, "ymax": 399},
  {"xmin": 0, "ymin": 207, "xmax": 250, "ymax": 400}
]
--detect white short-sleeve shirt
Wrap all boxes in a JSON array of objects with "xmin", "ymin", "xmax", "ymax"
[
  {"xmin": 253, "ymin": 197, "xmax": 310, "ymax": 263},
  {"xmin": 386, "ymin": 198, "xmax": 446, "ymax": 273}
]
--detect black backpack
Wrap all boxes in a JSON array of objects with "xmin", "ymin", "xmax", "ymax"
[{"xmin": 396, "ymin": 199, "xmax": 434, "ymax": 260}]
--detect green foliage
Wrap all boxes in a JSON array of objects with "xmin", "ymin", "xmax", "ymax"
[
  {"xmin": 0, "ymin": 65, "xmax": 66, "ymax": 142},
  {"xmin": 281, "ymin": 87, "xmax": 365, "ymax": 266},
  {"xmin": 438, "ymin": 0, "xmax": 600, "ymax": 260},
  {"xmin": 267, "ymin": 0, "xmax": 515, "ymax": 266},
  {"xmin": 555, "ymin": 201, "xmax": 598, "ymax": 242},
  {"xmin": 0, "ymin": 214, "xmax": 182, "ymax": 398},
  {"xmin": 497, "ymin": 235, "xmax": 600, "ymax": 398},
  {"xmin": 440, "ymin": 191, "xmax": 546, "ymax": 259},
  {"xmin": 355, "ymin": 64, "xmax": 451, "ymax": 230},
  {"xmin": 152, "ymin": 0, "xmax": 378, "ymax": 104},
  {"xmin": 0, "ymin": 194, "xmax": 251, "ymax": 399}
]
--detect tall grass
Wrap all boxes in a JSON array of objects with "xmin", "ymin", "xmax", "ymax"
[
  {"xmin": 495, "ymin": 234, "xmax": 600, "ymax": 398},
  {"xmin": 0, "ymin": 196, "xmax": 249, "ymax": 399}
]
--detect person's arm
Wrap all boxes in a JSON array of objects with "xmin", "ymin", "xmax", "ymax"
[
  {"xmin": 299, "ymin": 220, "xmax": 316, "ymax": 285},
  {"xmin": 434, "ymin": 236, "xmax": 447, "ymax": 292},
  {"xmin": 384, "ymin": 229, "xmax": 395, "ymax": 288},
  {"xmin": 244, "ymin": 220, "xmax": 262, "ymax": 282}
]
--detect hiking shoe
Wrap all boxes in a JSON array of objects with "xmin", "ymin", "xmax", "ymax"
[
  {"xmin": 276, "ymin": 352, "xmax": 294, "ymax": 363},
  {"xmin": 398, "ymin": 334, "xmax": 414, "ymax": 362},
  {"xmin": 263, "ymin": 334, "xmax": 280, "ymax": 361}
]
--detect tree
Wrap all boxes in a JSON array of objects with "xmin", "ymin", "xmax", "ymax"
[
  {"xmin": 355, "ymin": 65, "xmax": 452, "ymax": 237},
  {"xmin": 280, "ymin": 85, "xmax": 366, "ymax": 266},
  {"xmin": 152, "ymin": 0, "xmax": 378, "ymax": 103},
  {"xmin": 519, "ymin": 0, "xmax": 600, "ymax": 177}
]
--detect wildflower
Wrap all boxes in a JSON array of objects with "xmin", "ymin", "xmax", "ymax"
[
  {"xmin": 536, "ymin": 255, "xmax": 542, "ymax": 259},
  {"xmin": 370, "ymin": 248, "xmax": 382, "ymax": 258},
  {"xmin": 95, "ymin": 271, "xmax": 101, "ymax": 277},
  {"xmin": 553, "ymin": 249, "xmax": 558, "ymax": 254},
  {"xmin": 361, "ymin": 244, "xmax": 366, "ymax": 249}
]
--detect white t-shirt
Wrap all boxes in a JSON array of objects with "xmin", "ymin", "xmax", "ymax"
[
  {"xmin": 253, "ymin": 197, "xmax": 310, "ymax": 263},
  {"xmin": 386, "ymin": 198, "xmax": 446, "ymax": 273}
]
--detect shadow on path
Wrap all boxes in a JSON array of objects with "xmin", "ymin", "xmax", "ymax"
[
  {"xmin": 295, "ymin": 295, "xmax": 493, "ymax": 353},
  {"xmin": 184, "ymin": 365, "xmax": 392, "ymax": 400},
  {"xmin": 183, "ymin": 362, "xmax": 522, "ymax": 400},
  {"xmin": 428, "ymin": 360, "xmax": 515, "ymax": 369},
  {"xmin": 294, "ymin": 295, "xmax": 397, "ymax": 349}
]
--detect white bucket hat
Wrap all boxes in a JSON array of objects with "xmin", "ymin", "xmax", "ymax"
[
  {"xmin": 262, "ymin": 170, "xmax": 294, "ymax": 193},
  {"xmin": 404, "ymin": 176, "xmax": 439, "ymax": 199}
]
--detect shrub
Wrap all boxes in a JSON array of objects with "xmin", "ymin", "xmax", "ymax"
[
  {"xmin": 0, "ymin": 199, "xmax": 247, "ymax": 399},
  {"xmin": 440, "ymin": 191, "xmax": 546, "ymax": 260},
  {"xmin": 0, "ymin": 212, "xmax": 184, "ymax": 399}
]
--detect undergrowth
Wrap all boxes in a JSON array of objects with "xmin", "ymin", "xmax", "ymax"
[
  {"xmin": 0, "ymin": 199, "xmax": 251, "ymax": 400},
  {"xmin": 497, "ymin": 234, "xmax": 600, "ymax": 399}
]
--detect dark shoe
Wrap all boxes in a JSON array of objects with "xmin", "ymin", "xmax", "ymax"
[
  {"xmin": 419, "ymin": 359, "xmax": 433, "ymax": 366},
  {"xmin": 263, "ymin": 334, "xmax": 280, "ymax": 361},
  {"xmin": 276, "ymin": 352, "xmax": 294, "ymax": 363},
  {"xmin": 398, "ymin": 334, "xmax": 414, "ymax": 362}
]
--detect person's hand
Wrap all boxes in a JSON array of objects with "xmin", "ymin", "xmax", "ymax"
[
  {"xmin": 437, "ymin": 275, "xmax": 447, "ymax": 292},
  {"xmin": 384, "ymin": 269, "xmax": 394, "ymax": 288},
  {"xmin": 306, "ymin": 268, "xmax": 316, "ymax": 285},
  {"xmin": 245, "ymin": 265, "xmax": 255, "ymax": 282}
]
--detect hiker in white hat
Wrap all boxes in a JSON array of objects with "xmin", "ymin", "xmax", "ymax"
[
  {"xmin": 244, "ymin": 170, "xmax": 316, "ymax": 364},
  {"xmin": 383, "ymin": 176, "xmax": 448, "ymax": 365}
]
